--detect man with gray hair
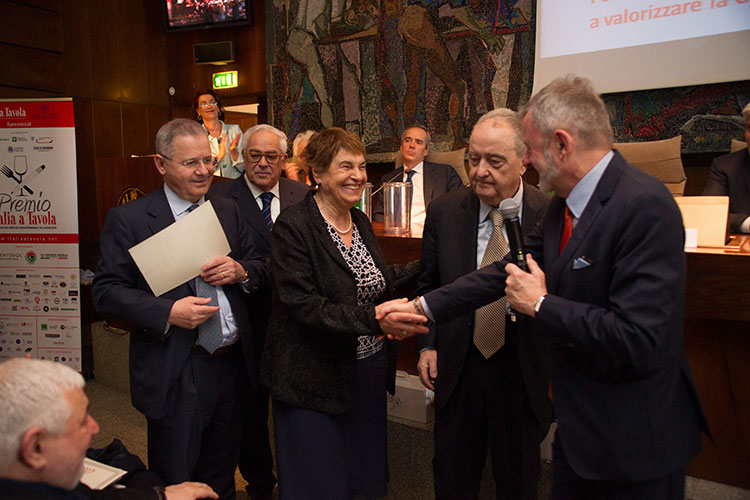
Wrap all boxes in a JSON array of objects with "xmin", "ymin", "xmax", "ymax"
[
  {"xmin": 93, "ymin": 118, "xmax": 268, "ymax": 499},
  {"xmin": 415, "ymin": 108, "xmax": 550, "ymax": 499},
  {"xmin": 383, "ymin": 76, "xmax": 709, "ymax": 499},
  {"xmin": 209, "ymin": 123, "xmax": 308, "ymax": 500},
  {"xmin": 0, "ymin": 357, "xmax": 217, "ymax": 499},
  {"xmin": 702, "ymin": 101, "xmax": 750, "ymax": 232}
]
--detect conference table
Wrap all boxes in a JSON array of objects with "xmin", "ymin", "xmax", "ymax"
[{"xmin": 374, "ymin": 222, "xmax": 750, "ymax": 490}]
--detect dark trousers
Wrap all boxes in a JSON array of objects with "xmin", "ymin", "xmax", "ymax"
[
  {"xmin": 433, "ymin": 340, "xmax": 542, "ymax": 500},
  {"xmin": 146, "ymin": 346, "xmax": 244, "ymax": 500},
  {"xmin": 551, "ymin": 432, "xmax": 686, "ymax": 500},
  {"xmin": 238, "ymin": 383, "xmax": 276, "ymax": 496}
]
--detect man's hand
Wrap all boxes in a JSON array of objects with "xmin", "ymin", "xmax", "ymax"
[
  {"xmin": 164, "ymin": 481, "xmax": 218, "ymax": 500},
  {"xmin": 417, "ymin": 349, "xmax": 437, "ymax": 390},
  {"xmin": 375, "ymin": 297, "xmax": 419, "ymax": 319},
  {"xmin": 504, "ymin": 254, "xmax": 547, "ymax": 317},
  {"xmin": 201, "ymin": 256, "xmax": 245, "ymax": 286},
  {"xmin": 375, "ymin": 298, "xmax": 428, "ymax": 340},
  {"xmin": 168, "ymin": 296, "xmax": 220, "ymax": 329}
]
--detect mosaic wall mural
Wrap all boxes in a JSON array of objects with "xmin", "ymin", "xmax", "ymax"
[
  {"xmin": 267, "ymin": 0, "xmax": 535, "ymax": 153},
  {"xmin": 265, "ymin": 0, "xmax": 748, "ymax": 155}
]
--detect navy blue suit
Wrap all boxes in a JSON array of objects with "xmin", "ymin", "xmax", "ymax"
[
  {"xmin": 702, "ymin": 148, "xmax": 750, "ymax": 233},
  {"xmin": 423, "ymin": 152, "xmax": 708, "ymax": 488},
  {"xmin": 92, "ymin": 186, "xmax": 267, "ymax": 499},
  {"xmin": 209, "ymin": 176, "xmax": 308, "ymax": 496}
]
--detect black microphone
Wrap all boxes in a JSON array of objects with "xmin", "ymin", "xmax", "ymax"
[{"xmin": 498, "ymin": 198, "xmax": 527, "ymax": 271}]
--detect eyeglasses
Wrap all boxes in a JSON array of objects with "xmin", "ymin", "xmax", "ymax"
[
  {"xmin": 159, "ymin": 154, "xmax": 216, "ymax": 170},
  {"xmin": 198, "ymin": 101, "xmax": 218, "ymax": 108},
  {"xmin": 242, "ymin": 151, "xmax": 282, "ymax": 164}
]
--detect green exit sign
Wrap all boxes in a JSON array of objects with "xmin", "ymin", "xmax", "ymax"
[{"xmin": 213, "ymin": 71, "xmax": 238, "ymax": 89}]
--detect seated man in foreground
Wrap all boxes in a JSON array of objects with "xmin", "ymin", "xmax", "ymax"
[
  {"xmin": 702, "ymin": 102, "xmax": 750, "ymax": 233},
  {"xmin": 0, "ymin": 357, "xmax": 217, "ymax": 500}
]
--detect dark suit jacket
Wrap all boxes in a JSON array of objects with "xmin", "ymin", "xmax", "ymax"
[
  {"xmin": 416, "ymin": 183, "xmax": 551, "ymax": 430},
  {"xmin": 92, "ymin": 187, "xmax": 267, "ymax": 420},
  {"xmin": 260, "ymin": 191, "xmax": 418, "ymax": 414},
  {"xmin": 373, "ymin": 161, "xmax": 463, "ymax": 221},
  {"xmin": 423, "ymin": 151, "xmax": 708, "ymax": 481},
  {"xmin": 0, "ymin": 478, "xmax": 159, "ymax": 499},
  {"xmin": 209, "ymin": 177, "xmax": 309, "ymax": 365},
  {"xmin": 702, "ymin": 148, "xmax": 750, "ymax": 232}
]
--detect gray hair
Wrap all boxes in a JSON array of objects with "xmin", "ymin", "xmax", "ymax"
[
  {"xmin": 402, "ymin": 124, "xmax": 431, "ymax": 149},
  {"xmin": 0, "ymin": 358, "xmax": 84, "ymax": 472},
  {"xmin": 520, "ymin": 75, "xmax": 614, "ymax": 150},
  {"xmin": 292, "ymin": 130, "xmax": 316, "ymax": 158},
  {"xmin": 155, "ymin": 118, "xmax": 207, "ymax": 158},
  {"xmin": 742, "ymin": 102, "xmax": 750, "ymax": 121},
  {"xmin": 240, "ymin": 124, "xmax": 288, "ymax": 155},
  {"xmin": 474, "ymin": 108, "xmax": 526, "ymax": 158}
]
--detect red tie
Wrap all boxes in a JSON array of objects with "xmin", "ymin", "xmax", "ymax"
[{"xmin": 559, "ymin": 206, "xmax": 573, "ymax": 254}]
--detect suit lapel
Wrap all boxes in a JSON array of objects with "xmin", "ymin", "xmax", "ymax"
[
  {"xmin": 458, "ymin": 192, "xmax": 480, "ymax": 273},
  {"xmin": 231, "ymin": 178, "xmax": 271, "ymax": 247},
  {"xmin": 423, "ymin": 162, "xmax": 435, "ymax": 205},
  {"xmin": 548, "ymin": 153, "xmax": 624, "ymax": 289},
  {"xmin": 146, "ymin": 187, "xmax": 196, "ymax": 294}
]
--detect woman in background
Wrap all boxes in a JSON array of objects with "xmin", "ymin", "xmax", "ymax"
[
  {"xmin": 261, "ymin": 128, "xmax": 426, "ymax": 500},
  {"xmin": 194, "ymin": 89, "xmax": 243, "ymax": 178}
]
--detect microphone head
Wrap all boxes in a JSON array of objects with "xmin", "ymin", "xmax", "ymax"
[{"xmin": 498, "ymin": 198, "xmax": 520, "ymax": 219}]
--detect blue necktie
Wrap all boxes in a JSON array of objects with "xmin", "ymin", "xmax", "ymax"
[
  {"xmin": 405, "ymin": 169, "xmax": 416, "ymax": 201},
  {"xmin": 188, "ymin": 204, "xmax": 223, "ymax": 353},
  {"xmin": 260, "ymin": 192, "xmax": 274, "ymax": 230}
]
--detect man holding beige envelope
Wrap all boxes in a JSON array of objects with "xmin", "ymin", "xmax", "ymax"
[{"xmin": 92, "ymin": 119, "xmax": 267, "ymax": 500}]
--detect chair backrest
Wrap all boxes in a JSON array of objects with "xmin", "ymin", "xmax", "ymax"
[
  {"xmin": 730, "ymin": 138, "xmax": 746, "ymax": 153},
  {"xmin": 614, "ymin": 136, "xmax": 686, "ymax": 196},
  {"xmin": 395, "ymin": 148, "xmax": 470, "ymax": 186}
]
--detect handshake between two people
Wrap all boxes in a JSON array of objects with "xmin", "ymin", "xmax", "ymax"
[
  {"xmin": 375, "ymin": 298, "xmax": 429, "ymax": 341},
  {"xmin": 374, "ymin": 254, "xmax": 550, "ymax": 342}
]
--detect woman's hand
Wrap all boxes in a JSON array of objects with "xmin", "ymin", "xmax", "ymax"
[
  {"xmin": 215, "ymin": 132, "xmax": 228, "ymax": 162},
  {"xmin": 229, "ymin": 134, "xmax": 241, "ymax": 162},
  {"xmin": 375, "ymin": 298, "xmax": 428, "ymax": 340}
]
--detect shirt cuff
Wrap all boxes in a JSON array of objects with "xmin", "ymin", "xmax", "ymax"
[
  {"xmin": 420, "ymin": 297, "xmax": 434, "ymax": 321},
  {"xmin": 741, "ymin": 216, "xmax": 750, "ymax": 234}
]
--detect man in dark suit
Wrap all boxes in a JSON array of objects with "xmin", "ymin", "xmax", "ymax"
[
  {"xmin": 209, "ymin": 124, "xmax": 308, "ymax": 500},
  {"xmin": 374, "ymin": 125, "xmax": 463, "ymax": 234},
  {"xmin": 702, "ymin": 102, "xmax": 750, "ymax": 233},
  {"xmin": 92, "ymin": 119, "xmax": 268, "ymax": 500},
  {"xmin": 385, "ymin": 76, "xmax": 708, "ymax": 499},
  {"xmin": 416, "ymin": 108, "xmax": 550, "ymax": 499}
]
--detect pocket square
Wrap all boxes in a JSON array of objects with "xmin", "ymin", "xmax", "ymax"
[{"xmin": 573, "ymin": 256, "xmax": 593, "ymax": 269}]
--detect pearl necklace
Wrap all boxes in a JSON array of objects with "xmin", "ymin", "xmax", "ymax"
[
  {"xmin": 323, "ymin": 213, "xmax": 353, "ymax": 234},
  {"xmin": 316, "ymin": 200, "xmax": 353, "ymax": 233}
]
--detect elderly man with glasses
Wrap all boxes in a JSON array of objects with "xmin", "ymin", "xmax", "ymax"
[
  {"xmin": 92, "ymin": 118, "xmax": 268, "ymax": 500},
  {"xmin": 209, "ymin": 124, "xmax": 308, "ymax": 500}
]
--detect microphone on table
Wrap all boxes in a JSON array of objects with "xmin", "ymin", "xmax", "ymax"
[{"xmin": 498, "ymin": 198, "xmax": 527, "ymax": 272}]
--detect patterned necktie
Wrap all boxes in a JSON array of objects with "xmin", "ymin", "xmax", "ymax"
[
  {"xmin": 473, "ymin": 209, "xmax": 509, "ymax": 359},
  {"xmin": 405, "ymin": 169, "xmax": 416, "ymax": 201},
  {"xmin": 260, "ymin": 192, "xmax": 274, "ymax": 230},
  {"xmin": 559, "ymin": 205, "xmax": 574, "ymax": 254},
  {"xmin": 187, "ymin": 204, "xmax": 223, "ymax": 353}
]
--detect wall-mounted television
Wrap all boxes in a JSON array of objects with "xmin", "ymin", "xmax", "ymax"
[{"xmin": 163, "ymin": 0, "xmax": 250, "ymax": 31}]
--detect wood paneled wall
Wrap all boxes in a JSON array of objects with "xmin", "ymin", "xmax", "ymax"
[{"xmin": 0, "ymin": 0, "xmax": 267, "ymax": 264}]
